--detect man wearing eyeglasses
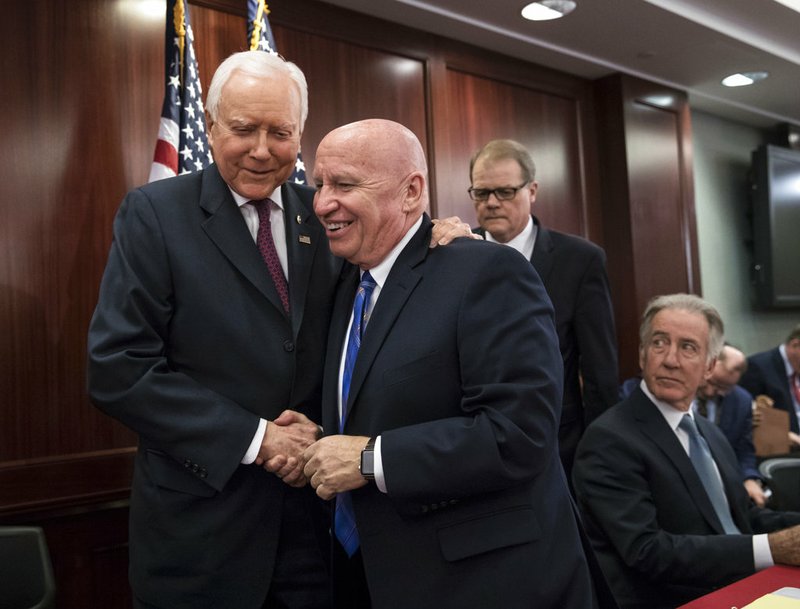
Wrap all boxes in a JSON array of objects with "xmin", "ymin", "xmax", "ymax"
[{"xmin": 469, "ymin": 139, "xmax": 619, "ymax": 479}]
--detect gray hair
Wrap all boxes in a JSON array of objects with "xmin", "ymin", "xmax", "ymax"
[
  {"xmin": 469, "ymin": 139, "xmax": 536, "ymax": 184},
  {"xmin": 640, "ymin": 293, "xmax": 724, "ymax": 362},
  {"xmin": 206, "ymin": 51, "xmax": 308, "ymax": 131}
]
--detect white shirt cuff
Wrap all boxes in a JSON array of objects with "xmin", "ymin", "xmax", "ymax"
[
  {"xmin": 375, "ymin": 435, "xmax": 387, "ymax": 493},
  {"xmin": 753, "ymin": 533, "xmax": 774, "ymax": 570},
  {"xmin": 241, "ymin": 419, "xmax": 267, "ymax": 464}
]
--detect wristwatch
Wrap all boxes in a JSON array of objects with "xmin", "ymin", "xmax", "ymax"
[{"xmin": 359, "ymin": 437, "xmax": 376, "ymax": 480}]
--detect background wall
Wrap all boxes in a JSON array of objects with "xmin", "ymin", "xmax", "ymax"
[{"xmin": 691, "ymin": 110, "xmax": 797, "ymax": 354}]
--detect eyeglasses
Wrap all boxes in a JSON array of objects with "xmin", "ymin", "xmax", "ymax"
[{"xmin": 467, "ymin": 182, "xmax": 529, "ymax": 203}]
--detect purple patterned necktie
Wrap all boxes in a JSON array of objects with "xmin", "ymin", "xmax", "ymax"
[{"xmin": 252, "ymin": 199, "xmax": 289, "ymax": 313}]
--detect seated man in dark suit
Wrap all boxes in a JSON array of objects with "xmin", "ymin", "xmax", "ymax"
[
  {"xmin": 573, "ymin": 294, "xmax": 800, "ymax": 609},
  {"xmin": 302, "ymin": 119, "xmax": 606, "ymax": 609},
  {"xmin": 740, "ymin": 325, "xmax": 800, "ymax": 451},
  {"xmin": 695, "ymin": 344, "xmax": 766, "ymax": 506}
]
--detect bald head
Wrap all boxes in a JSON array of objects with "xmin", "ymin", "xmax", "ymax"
[
  {"xmin": 313, "ymin": 119, "xmax": 428, "ymax": 268},
  {"xmin": 700, "ymin": 344, "xmax": 747, "ymax": 399}
]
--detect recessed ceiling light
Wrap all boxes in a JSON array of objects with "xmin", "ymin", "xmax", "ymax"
[
  {"xmin": 521, "ymin": 1, "xmax": 577, "ymax": 21},
  {"xmin": 721, "ymin": 71, "xmax": 769, "ymax": 87}
]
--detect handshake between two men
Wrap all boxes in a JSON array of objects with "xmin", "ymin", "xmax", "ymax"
[{"xmin": 255, "ymin": 409, "xmax": 370, "ymax": 500}]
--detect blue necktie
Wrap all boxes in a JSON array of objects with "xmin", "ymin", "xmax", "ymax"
[
  {"xmin": 335, "ymin": 271, "xmax": 377, "ymax": 557},
  {"xmin": 679, "ymin": 414, "xmax": 740, "ymax": 534}
]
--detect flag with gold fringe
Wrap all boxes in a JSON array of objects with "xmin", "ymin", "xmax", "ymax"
[
  {"xmin": 149, "ymin": 0, "xmax": 212, "ymax": 182},
  {"xmin": 247, "ymin": 0, "xmax": 307, "ymax": 185}
]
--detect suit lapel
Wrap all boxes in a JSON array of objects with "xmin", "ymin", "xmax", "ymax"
[
  {"xmin": 200, "ymin": 166, "xmax": 287, "ymax": 316},
  {"xmin": 343, "ymin": 216, "xmax": 431, "ymax": 426},
  {"xmin": 323, "ymin": 265, "xmax": 359, "ymax": 434},
  {"xmin": 282, "ymin": 183, "xmax": 323, "ymax": 337},
  {"xmin": 633, "ymin": 391, "xmax": 728, "ymax": 534},
  {"xmin": 530, "ymin": 216, "xmax": 555, "ymax": 281}
]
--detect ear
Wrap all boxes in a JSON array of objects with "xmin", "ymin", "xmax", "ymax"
[
  {"xmin": 702, "ymin": 356, "xmax": 717, "ymax": 382},
  {"xmin": 638, "ymin": 345, "xmax": 646, "ymax": 371},
  {"xmin": 401, "ymin": 172, "xmax": 426, "ymax": 214},
  {"xmin": 205, "ymin": 111, "xmax": 215, "ymax": 147}
]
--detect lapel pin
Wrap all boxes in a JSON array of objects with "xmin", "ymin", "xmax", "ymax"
[
  {"xmin": 296, "ymin": 214, "xmax": 302, "ymax": 224},
  {"xmin": 299, "ymin": 235, "xmax": 312, "ymax": 245}
]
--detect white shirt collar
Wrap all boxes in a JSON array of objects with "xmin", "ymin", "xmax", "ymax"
[
  {"xmin": 362, "ymin": 215, "xmax": 424, "ymax": 289},
  {"xmin": 779, "ymin": 343, "xmax": 795, "ymax": 379},
  {"xmin": 484, "ymin": 216, "xmax": 536, "ymax": 260},
  {"xmin": 640, "ymin": 379, "xmax": 692, "ymax": 432},
  {"xmin": 229, "ymin": 185, "xmax": 284, "ymax": 211}
]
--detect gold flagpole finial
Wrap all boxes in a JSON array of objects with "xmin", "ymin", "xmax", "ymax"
[{"xmin": 174, "ymin": 0, "xmax": 187, "ymax": 84}]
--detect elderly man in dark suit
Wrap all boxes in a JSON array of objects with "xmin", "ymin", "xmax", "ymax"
[
  {"xmin": 740, "ymin": 325, "xmax": 800, "ymax": 451},
  {"xmin": 573, "ymin": 294, "xmax": 800, "ymax": 609},
  {"xmin": 303, "ymin": 119, "xmax": 603, "ymax": 609},
  {"xmin": 88, "ymin": 51, "xmax": 336, "ymax": 609},
  {"xmin": 469, "ymin": 139, "xmax": 618, "ymax": 477}
]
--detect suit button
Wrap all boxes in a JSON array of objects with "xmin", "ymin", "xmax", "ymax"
[
  {"xmin": 184, "ymin": 459, "xmax": 192, "ymax": 468},
  {"xmin": 431, "ymin": 503, "xmax": 439, "ymax": 511},
  {"xmin": 439, "ymin": 501, "xmax": 449, "ymax": 508},
  {"xmin": 283, "ymin": 340, "xmax": 295, "ymax": 352},
  {"xmin": 199, "ymin": 468, "xmax": 208, "ymax": 479},
  {"xmin": 420, "ymin": 506, "xmax": 429, "ymax": 514},
  {"xmin": 192, "ymin": 464, "xmax": 199, "ymax": 473}
]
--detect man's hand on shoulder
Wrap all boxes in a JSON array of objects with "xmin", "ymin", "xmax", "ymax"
[{"xmin": 430, "ymin": 216, "xmax": 482, "ymax": 248}]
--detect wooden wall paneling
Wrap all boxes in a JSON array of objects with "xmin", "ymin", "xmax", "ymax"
[
  {"xmin": 594, "ymin": 74, "xmax": 699, "ymax": 378},
  {"xmin": 272, "ymin": 24, "xmax": 429, "ymax": 184},
  {"xmin": 435, "ymin": 68, "xmax": 587, "ymax": 235}
]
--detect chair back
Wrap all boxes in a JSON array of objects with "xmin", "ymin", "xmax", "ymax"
[
  {"xmin": 0, "ymin": 526, "xmax": 56, "ymax": 609},
  {"xmin": 759, "ymin": 457, "xmax": 800, "ymax": 511}
]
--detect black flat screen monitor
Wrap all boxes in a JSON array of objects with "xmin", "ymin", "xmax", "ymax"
[{"xmin": 750, "ymin": 144, "xmax": 800, "ymax": 309}]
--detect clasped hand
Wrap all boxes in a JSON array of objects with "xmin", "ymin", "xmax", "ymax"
[
  {"xmin": 303, "ymin": 435, "xmax": 371, "ymax": 500},
  {"xmin": 256, "ymin": 410, "xmax": 320, "ymax": 487}
]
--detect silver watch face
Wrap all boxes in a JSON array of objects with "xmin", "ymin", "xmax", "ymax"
[{"xmin": 360, "ymin": 449, "xmax": 375, "ymax": 477}]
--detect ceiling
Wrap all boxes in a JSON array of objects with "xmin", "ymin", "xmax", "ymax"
[{"xmin": 318, "ymin": 0, "xmax": 800, "ymax": 130}]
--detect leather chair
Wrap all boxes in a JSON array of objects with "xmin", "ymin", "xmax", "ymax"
[
  {"xmin": 759, "ymin": 457, "xmax": 800, "ymax": 512},
  {"xmin": 0, "ymin": 526, "xmax": 56, "ymax": 609}
]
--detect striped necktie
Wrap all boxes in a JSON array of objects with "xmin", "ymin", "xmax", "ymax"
[{"xmin": 335, "ymin": 271, "xmax": 377, "ymax": 557}]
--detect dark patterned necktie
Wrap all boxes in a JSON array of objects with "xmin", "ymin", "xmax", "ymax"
[
  {"xmin": 335, "ymin": 271, "xmax": 377, "ymax": 557},
  {"xmin": 252, "ymin": 199, "xmax": 289, "ymax": 313},
  {"xmin": 679, "ymin": 414, "xmax": 740, "ymax": 534},
  {"xmin": 696, "ymin": 396, "xmax": 709, "ymax": 419}
]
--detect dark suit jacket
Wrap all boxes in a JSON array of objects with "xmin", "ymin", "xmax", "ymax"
[
  {"xmin": 324, "ymin": 215, "xmax": 598, "ymax": 608},
  {"xmin": 573, "ymin": 388, "xmax": 800, "ymax": 609},
  {"xmin": 88, "ymin": 165, "xmax": 342, "ymax": 608},
  {"xmin": 717, "ymin": 386, "xmax": 760, "ymax": 481},
  {"xmin": 476, "ymin": 215, "xmax": 619, "ymax": 475},
  {"xmin": 740, "ymin": 347, "xmax": 800, "ymax": 434}
]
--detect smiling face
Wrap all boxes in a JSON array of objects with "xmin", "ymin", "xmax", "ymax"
[
  {"xmin": 471, "ymin": 156, "xmax": 537, "ymax": 243},
  {"xmin": 640, "ymin": 308, "xmax": 715, "ymax": 412},
  {"xmin": 206, "ymin": 69, "xmax": 301, "ymax": 200},
  {"xmin": 312, "ymin": 120, "xmax": 426, "ymax": 269}
]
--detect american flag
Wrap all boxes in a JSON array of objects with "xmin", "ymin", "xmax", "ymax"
[
  {"xmin": 149, "ymin": 0, "xmax": 212, "ymax": 182},
  {"xmin": 247, "ymin": 0, "xmax": 308, "ymax": 185}
]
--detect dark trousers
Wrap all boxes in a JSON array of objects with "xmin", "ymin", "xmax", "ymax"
[
  {"xmin": 264, "ymin": 487, "xmax": 331, "ymax": 609},
  {"xmin": 332, "ymin": 539, "xmax": 371, "ymax": 609},
  {"xmin": 134, "ymin": 487, "xmax": 331, "ymax": 609}
]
